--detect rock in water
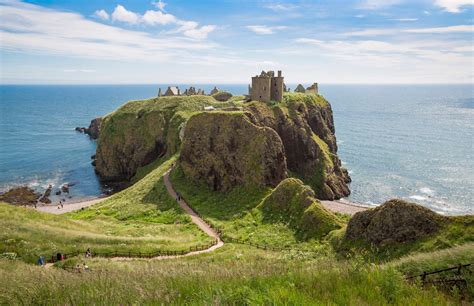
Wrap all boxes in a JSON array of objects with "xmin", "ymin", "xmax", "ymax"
[
  {"xmin": 344, "ymin": 199, "xmax": 445, "ymax": 245},
  {"xmin": 38, "ymin": 185, "xmax": 53, "ymax": 204},
  {"xmin": 180, "ymin": 112, "xmax": 287, "ymax": 191},
  {"xmin": 61, "ymin": 184, "xmax": 69, "ymax": 193},
  {"xmin": 85, "ymin": 117, "xmax": 102, "ymax": 139},
  {"xmin": 0, "ymin": 187, "xmax": 40, "ymax": 205}
]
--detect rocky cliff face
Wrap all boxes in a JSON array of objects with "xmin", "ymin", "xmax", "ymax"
[
  {"xmin": 93, "ymin": 93, "xmax": 350, "ymax": 200},
  {"xmin": 244, "ymin": 93, "xmax": 350, "ymax": 200},
  {"xmin": 180, "ymin": 112, "xmax": 287, "ymax": 191},
  {"xmin": 94, "ymin": 96, "xmax": 219, "ymax": 182}
]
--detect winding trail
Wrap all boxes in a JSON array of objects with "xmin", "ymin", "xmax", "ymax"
[
  {"xmin": 104, "ymin": 169, "xmax": 223, "ymax": 261},
  {"xmin": 45, "ymin": 169, "xmax": 223, "ymax": 267}
]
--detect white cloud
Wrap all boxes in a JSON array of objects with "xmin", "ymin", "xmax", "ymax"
[
  {"xmin": 103, "ymin": 4, "xmax": 216, "ymax": 39},
  {"xmin": 264, "ymin": 3, "xmax": 298, "ymax": 11},
  {"xmin": 93, "ymin": 9, "xmax": 109, "ymax": 21},
  {"xmin": 180, "ymin": 25, "xmax": 217, "ymax": 40},
  {"xmin": 434, "ymin": 0, "xmax": 473, "ymax": 13},
  {"xmin": 0, "ymin": 1, "xmax": 216, "ymax": 62},
  {"xmin": 391, "ymin": 18, "xmax": 418, "ymax": 21},
  {"xmin": 152, "ymin": 0, "xmax": 167, "ymax": 11},
  {"xmin": 246, "ymin": 25, "xmax": 287, "ymax": 35},
  {"xmin": 142, "ymin": 10, "xmax": 176, "ymax": 25},
  {"xmin": 358, "ymin": 0, "xmax": 404, "ymax": 10},
  {"xmin": 346, "ymin": 24, "xmax": 473, "ymax": 36},
  {"xmin": 112, "ymin": 5, "xmax": 140, "ymax": 24},
  {"xmin": 404, "ymin": 25, "xmax": 473, "ymax": 33}
]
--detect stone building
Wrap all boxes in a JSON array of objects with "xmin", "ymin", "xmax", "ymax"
[
  {"xmin": 249, "ymin": 70, "xmax": 284, "ymax": 103},
  {"xmin": 306, "ymin": 83, "xmax": 319, "ymax": 94},
  {"xmin": 295, "ymin": 84, "xmax": 306, "ymax": 93},
  {"xmin": 210, "ymin": 86, "xmax": 220, "ymax": 95},
  {"xmin": 164, "ymin": 86, "xmax": 180, "ymax": 96}
]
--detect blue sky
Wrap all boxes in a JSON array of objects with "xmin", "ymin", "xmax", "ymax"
[{"xmin": 0, "ymin": 0, "xmax": 472, "ymax": 84}]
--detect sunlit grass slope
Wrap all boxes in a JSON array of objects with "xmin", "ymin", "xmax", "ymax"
[{"xmin": 0, "ymin": 157, "xmax": 211, "ymax": 263}]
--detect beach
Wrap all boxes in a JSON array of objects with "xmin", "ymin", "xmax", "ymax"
[{"xmin": 36, "ymin": 197, "xmax": 108, "ymax": 214}]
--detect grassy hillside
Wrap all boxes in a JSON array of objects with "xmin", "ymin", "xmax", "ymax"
[
  {"xmin": 0, "ymin": 157, "xmax": 211, "ymax": 263},
  {"xmin": 169, "ymin": 167, "xmax": 340, "ymax": 250},
  {"xmin": 328, "ymin": 213, "xmax": 474, "ymax": 261},
  {"xmin": 0, "ymin": 243, "xmax": 464, "ymax": 305}
]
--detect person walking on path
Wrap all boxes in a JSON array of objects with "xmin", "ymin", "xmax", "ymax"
[{"xmin": 85, "ymin": 248, "xmax": 92, "ymax": 258}]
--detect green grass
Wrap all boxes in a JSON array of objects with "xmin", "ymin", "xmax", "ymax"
[
  {"xmin": 329, "ymin": 215, "xmax": 474, "ymax": 262},
  {"xmin": 0, "ymin": 157, "xmax": 212, "ymax": 263},
  {"xmin": 170, "ymin": 167, "xmax": 341, "ymax": 250},
  {"xmin": 0, "ymin": 243, "xmax": 459, "ymax": 305}
]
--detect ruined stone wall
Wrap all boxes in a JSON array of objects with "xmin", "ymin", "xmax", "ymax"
[
  {"xmin": 251, "ymin": 77, "xmax": 271, "ymax": 102},
  {"xmin": 270, "ymin": 76, "xmax": 284, "ymax": 102}
]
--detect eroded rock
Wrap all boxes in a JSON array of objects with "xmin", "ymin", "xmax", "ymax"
[
  {"xmin": 0, "ymin": 187, "xmax": 40, "ymax": 206},
  {"xmin": 344, "ymin": 199, "xmax": 446, "ymax": 245},
  {"xmin": 180, "ymin": 112, "xmax": 287, "ymax": 191}
]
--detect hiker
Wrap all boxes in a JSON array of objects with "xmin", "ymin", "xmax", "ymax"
[
  {"xmin": 37, "ymin": 256, "xmax": 45, "ymax": 266},
  {"xmin": 85, "ymin": 248, "xmax": 92, "ymax": 258},
  {"xmin": 57, "ymin": 201, "xmax": 61, "ymax": 209},
  {"xmin": 176, "ymin": 192, "xmax": 181, "ymax": 201},
  {"xmin": 83, "ymin": 263, "xmax": 90, "ymax": 272},
  {"xmin": 60, "ymin": 201, "xmax": 64, "ymax": 209},
  {"xmin": 75, "ymin": 264, "xmax": 82, "ymax": 273},
  {"xmin": 56, "ymin": 253, "xmax": 62, "ymax": 262}
]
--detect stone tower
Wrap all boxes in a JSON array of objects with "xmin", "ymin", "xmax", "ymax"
[{"xmin": 250, "ymin": 70, "xmax": 284, "ymax": 102}]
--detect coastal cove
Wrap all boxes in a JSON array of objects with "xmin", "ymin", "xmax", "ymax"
[{"xmin": 0, "ymin": 84, "xmax": 472, "ymax": 215}]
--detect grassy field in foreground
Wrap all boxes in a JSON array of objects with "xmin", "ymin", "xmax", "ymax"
[
  {"xmin": 1, "ymin": 243, "xmax": 467, "ymax": 305},
  {"xmin": 0, "ymin": 157, "xmax": 211, "ymax": 263}
]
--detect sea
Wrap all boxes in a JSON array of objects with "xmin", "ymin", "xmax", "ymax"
[{"xmin": 0, "ymin": 84, "xmax": 472, "ymax": 215}]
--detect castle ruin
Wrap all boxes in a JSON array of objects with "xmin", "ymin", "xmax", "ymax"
[{"xmin": 249, "ymin": 70, "xmax": 284, "ymax": 103}]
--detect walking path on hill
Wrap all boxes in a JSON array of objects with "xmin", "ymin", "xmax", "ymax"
[
  {"xmin": 162, "ymin": 169, "xmax": 224, "ymax": 248},
  {"xmin": 44, "ymin": 169, "xmax": 223, "ymax": 268}
]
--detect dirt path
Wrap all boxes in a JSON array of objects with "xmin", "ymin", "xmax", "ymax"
[
  {"xmin": 45, "ymin": 169, "xmax": 223, "ymax": 268},
  {"xmin": 101, "ymin": 170, "xmax": 223, "ymax": 261},
  {"xmin": 321, "ymin": 200, "xmax": 370, "ymax": 215}
]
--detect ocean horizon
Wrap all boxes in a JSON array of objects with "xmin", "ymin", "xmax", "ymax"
[{"xmin": 0, "ymin": 84, "xmax": 472, "ymax": 215}]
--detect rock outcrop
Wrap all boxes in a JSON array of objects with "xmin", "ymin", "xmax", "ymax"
[
  {"xmin": 38, "ymin": 184, "xmax": 52, "ymax": 204},
  {"xmin": 261, "ymin": 178, "xmax": 343, "ymax": 240},
  {"xmin": 0, "ymin": 187, "xmax": 40, "ymax": 205},
  {"xmin": 180, "ymin": 112, "xmax": 287, "ymax": 191},
  {"xmin": 75, "ymin": 117, "xmax": 102, "ymax": 139},
  {"xmin": 212, "ymin": 91, "xmax": 233, "ymax": 102},
  {"xmin": 244, "ymin": 93, "xmax": 350, "ymax": 200},
  {"xmin": 344, "ymin": 199, "xmax": 446, "ymax": 245},
  {"xmin": 94, "ymin": 96, "xmax": 218, "ymax": 182}
]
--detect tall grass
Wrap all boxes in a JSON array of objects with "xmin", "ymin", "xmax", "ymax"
[{"xmin": 0, "ymin": 244, "xmax": 457, "ymax": 305}]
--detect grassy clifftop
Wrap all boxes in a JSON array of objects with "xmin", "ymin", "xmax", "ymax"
[
  {"xmin": 95, "ymin": 95, "xmax": 243, "ymax": 182},
  {"xmin": 94, "ymin": 92, "xmax": 349, "ymax": 201}
]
